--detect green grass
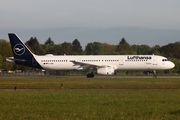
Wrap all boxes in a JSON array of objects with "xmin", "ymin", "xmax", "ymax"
[
  {"xmin": 0, "ymin": 77, "xmax": 180, "ymax": 89},
  {"xmin": 0, "ymin": 77, "xmax": 180, "ymax": 120}
]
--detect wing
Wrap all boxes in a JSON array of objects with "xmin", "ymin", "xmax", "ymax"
[
  {"xmin": 70, "ymin": 61, "xmax": 117, "ymax": 70},
  {"xmin": 70, "ymin": 61, "xmax": 102, "ymax": 70}
]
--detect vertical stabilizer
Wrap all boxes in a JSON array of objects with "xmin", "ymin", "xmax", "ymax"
[
  {"xmin": 8, "ymin": 33, "xmax": 42, "ymax": 68},
  {"xmin": 8, "ymin": 33, "xmax": 34, "ymax": 59}
]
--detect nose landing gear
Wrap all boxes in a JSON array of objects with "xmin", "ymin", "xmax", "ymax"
[
  {"xmin": 152, "ymin": 70, "xmax": 157, "ymax": 78},
  {"xmin": 144, "ymin": 70, "xmax": 157, "ymax": 78}
]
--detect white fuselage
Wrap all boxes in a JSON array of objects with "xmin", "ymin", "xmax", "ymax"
[{"xmin": 34, "ymin": 55, "xmax": 175, "ymax": 71}]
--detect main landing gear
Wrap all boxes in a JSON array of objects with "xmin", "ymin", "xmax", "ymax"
[{"xmin": 86, "ymin": 73, "xmax": 94, "ymax": 78}]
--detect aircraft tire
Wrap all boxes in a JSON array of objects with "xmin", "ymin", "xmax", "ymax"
[{"xmin": 86, "ymin": 73, "xmax": 94, "ymax": 78}]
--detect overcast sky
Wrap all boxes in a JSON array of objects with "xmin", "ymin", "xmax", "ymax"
[{"xmin": 1, "ymin": 0, "xmax": 180, "ymax": 48}]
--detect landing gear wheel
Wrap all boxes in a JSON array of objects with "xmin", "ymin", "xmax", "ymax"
[
  {"xmin": 153, "ymin": 74, "xmax": 157, "ymax": 78},
  {"xmin": 86, "ymin": 73, "xmax": 94, "ymax": 78}
]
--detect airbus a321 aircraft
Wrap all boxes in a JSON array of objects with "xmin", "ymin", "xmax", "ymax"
[{"xmin": 6, "ymin": 33, "xmax": 175, "ymax": 78}]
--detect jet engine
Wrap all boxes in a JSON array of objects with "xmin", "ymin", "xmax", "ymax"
[{"xmin": 97, "ymin": 66, "xmax": 115, "ymax": 75}]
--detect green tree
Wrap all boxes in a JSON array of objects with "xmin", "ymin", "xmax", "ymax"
[
  {"xmin": 137, "ymin": 45, "xmax": 151, "ymax": 55},
  {"xmin": 39, "ymin": 44, "xmax": 47, "ymax": 55},
  {"xmin": 0, "ymin": 40, "xmax": 13, "ymax": 57},
  {"xmin": 101, "ymin": 43, "xmax": 117, "ymax": 55},
  {"xmin": 46, "ymin": 45, "xmax": 55, "ymax": 54},
  {"xmin": 170, "ymin": 58, "xmax": 180, "ymax": 73},
  {"xmin": 0, "ymin": 40, "xmax": 13, "ymax": 70},
  {"xmin": 85, "ymin": 43, "xmax": 93, "ymax": 55},
  {"xmin": 44, "ymin": 37, "xmax": 54, "ymax": 46},
  {"xmin": 130, "ymin": 44, "xmax": 139, "ymax": 55},
  {"xmin": 116, "ymin": 38, "xmax": 132, "ymax": 54},
  {"xmin": 85, "ymin": 42, "xmax": 103, "ymax": 55},
  {"xmin": 92, "ymin": 42, "xmax": 103, "ymax": 55},
  {"xmin": 61, "ymin": 42, "xmax": 72, "ymax": 55},
  {"xmin": 26, "ymin": 37, "xmax": 40, "ymax": 54},
  {"xmin": 0, "ymin": 55, "xmax": 3, "ymax": 69},
  {"xmin": 72, "ymin": 39, "xmax": 83, "ymax": 55},
  {"xmin": 172, "ymin": 42, "xmax": 180, "ymax": 59},
  {"xmin": 53, "ymin": 44, "xmax": 63, "ymax": 55},
  {"xmin": 150, "ymin": 45, "xmax": 161, "ymax": 55},
  {"xmin": 160, "ymin": 42, "xmax": 180, "ymax": 59}
]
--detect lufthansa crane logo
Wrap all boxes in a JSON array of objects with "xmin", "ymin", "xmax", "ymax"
[{"xmin": 13, "ymin": 44, "xmax": 25, "ymax": 56}]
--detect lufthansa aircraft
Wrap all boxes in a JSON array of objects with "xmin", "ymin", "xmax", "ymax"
[{"xmin": 6, "ymin": 33, "xmax": 175, "ymax": 78}]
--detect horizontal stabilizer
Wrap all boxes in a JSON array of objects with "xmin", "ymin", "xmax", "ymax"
[{"xmin": 6, "ymin": 57, "xmax": 25, "ymax": 63}]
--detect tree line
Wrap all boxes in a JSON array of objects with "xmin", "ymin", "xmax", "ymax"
[{"xmin": 0, "ymin": 37, "xmax": 180, "ymax": 74}]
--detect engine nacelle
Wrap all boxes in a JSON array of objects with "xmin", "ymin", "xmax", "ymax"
[{"xmin": 97, "ymin": 66, "xmax": 115, "ymax": 75}]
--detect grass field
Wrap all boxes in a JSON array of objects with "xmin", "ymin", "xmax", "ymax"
[{"xmin": 0, "ymin": 77, "xmax": 180, "ymax": 120}]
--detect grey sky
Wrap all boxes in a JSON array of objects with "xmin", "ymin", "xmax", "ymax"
[{"xmin": 0, "ymin": 0, "xmax": 180, "ymax": 48}]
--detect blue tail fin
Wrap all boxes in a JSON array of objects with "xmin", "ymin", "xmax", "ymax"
[
  {"xmin": 8, "ymin": 33, "xmax": 34, "ymax": 59},
  {"xmin": 8, "ymin": 33, "xmax": 42, "ymax": 69}
]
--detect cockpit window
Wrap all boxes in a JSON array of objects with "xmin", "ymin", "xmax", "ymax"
[{"xmin": 162, "ymin": 59, "xmax": 168, "ymax": 62}]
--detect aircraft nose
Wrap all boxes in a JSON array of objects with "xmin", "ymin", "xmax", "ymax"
[{"xmin": 169, "ymin": 62, "xmax": 175, "ymax": 69}]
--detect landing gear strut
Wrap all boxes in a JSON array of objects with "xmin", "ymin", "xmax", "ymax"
[{"xmin": 153, "ymin": 70, "xmax": 157, "ymax": 78}]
